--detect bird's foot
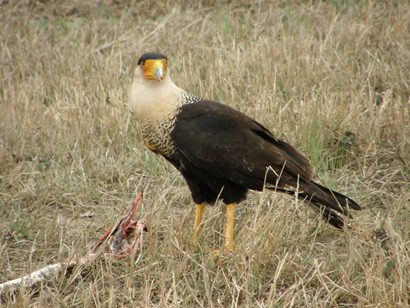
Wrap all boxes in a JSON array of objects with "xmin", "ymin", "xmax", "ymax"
[
  {"xmin": 210, "ymin": 243, "xmax": 235, "ymax": 258},
  {"xmin": 191, "ymin": 230, "xmax": 205, "ymax": 250},
  {"xmin": 192, "ymin": 232, "xmax": 200, "ymax": 246}
]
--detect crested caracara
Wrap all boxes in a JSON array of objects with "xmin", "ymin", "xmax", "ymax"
[{"xmin": 128, "ymin": 52, "xmax": 361, "ymax": 252}]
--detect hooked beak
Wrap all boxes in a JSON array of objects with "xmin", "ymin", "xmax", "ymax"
[
  {"xmin": 154, "ymin": 64, "xmax": 164, "ymax": 80},
  {"xmin": 141, "ymin": 59, "xmax": 167, "ymax": 81}
]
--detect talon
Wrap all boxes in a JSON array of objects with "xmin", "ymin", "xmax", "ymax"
[{"xmin": 210, "ymin": 246, "xmax": 234, "ymax": 259}]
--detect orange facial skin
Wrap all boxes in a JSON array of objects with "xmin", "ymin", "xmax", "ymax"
[{"xmin": 140, "ymin": 59, "xmax": 167, "ymax": 81}]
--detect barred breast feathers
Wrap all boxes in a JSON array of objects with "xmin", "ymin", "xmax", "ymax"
[{"xmin": 128, "ymin": 70, "xmax": 200, "ymax": 156}]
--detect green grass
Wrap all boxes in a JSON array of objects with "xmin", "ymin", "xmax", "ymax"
[{"xmin": 0, "ymin": 0, "xmax": 409, "ymax": 306}]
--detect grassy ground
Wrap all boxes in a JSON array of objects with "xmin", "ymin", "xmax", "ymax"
[{"xmin": 0, "ymin": 0, "xmax": 409, "ymax": 306}]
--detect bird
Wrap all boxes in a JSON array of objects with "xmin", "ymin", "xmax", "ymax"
[{"xmin": 128, "ymin": 52, "xmax": 361, "ymax": 252}]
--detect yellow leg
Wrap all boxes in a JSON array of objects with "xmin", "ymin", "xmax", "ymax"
[
  {"xmin": 225, "ymin": 203, "xmax": 236, "ymax": 252},
  {"xmin": 193, "ymin": 203, "xmax": 206, "ymax": 243}
]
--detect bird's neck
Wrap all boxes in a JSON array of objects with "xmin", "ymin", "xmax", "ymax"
[
  {"xmin": 128, "ymin": 75, "xmax": 200, "ymax": 156},
  {"xmin": 128, "ymin": 76, "xmax": 185, "ymax": 124}
]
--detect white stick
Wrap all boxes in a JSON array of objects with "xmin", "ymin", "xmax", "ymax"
[
  {"xmin": 0, "ymin": 256, "xmax": 94, "ymax": 294},
  {"xmin": 0, "ymin": 262, "xmax": 70, "ymax": 293}
]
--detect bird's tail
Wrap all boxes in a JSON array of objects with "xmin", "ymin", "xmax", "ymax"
[{"xmin": 275, "ymin": 179, "xmax": 361, "ymax": 229}]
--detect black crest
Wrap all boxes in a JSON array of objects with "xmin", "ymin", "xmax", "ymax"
[{"xmin": 137, "ymin": 52, "xmax": 167, "ymax": 65}]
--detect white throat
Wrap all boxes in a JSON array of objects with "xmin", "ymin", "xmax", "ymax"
[{"xmin": 128, "ymin": 71, "xmax": 183, "ymax": 124}]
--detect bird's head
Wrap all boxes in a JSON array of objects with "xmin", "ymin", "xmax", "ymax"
[
  {"xmin": 135, "ymin": 52, "xmax": 168, "ymax": 82},
  {"xmin": 129, "ymin": 52, "xmax": 181, "ymax": 122}
]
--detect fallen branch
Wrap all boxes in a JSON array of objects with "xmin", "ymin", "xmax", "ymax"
[{"xmin": 0, "ymin": 193, "xmax": 146, "ymax": 297}]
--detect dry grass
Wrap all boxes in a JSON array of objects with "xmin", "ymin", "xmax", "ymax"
[{"xmin": 0, "ymin": 0, "xmax": 409, "ymax": 306}]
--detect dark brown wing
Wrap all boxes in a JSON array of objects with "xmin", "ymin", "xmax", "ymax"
[{"xmin": 171, "ymin": 100, "xmax": 313, "ymax": 191}]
